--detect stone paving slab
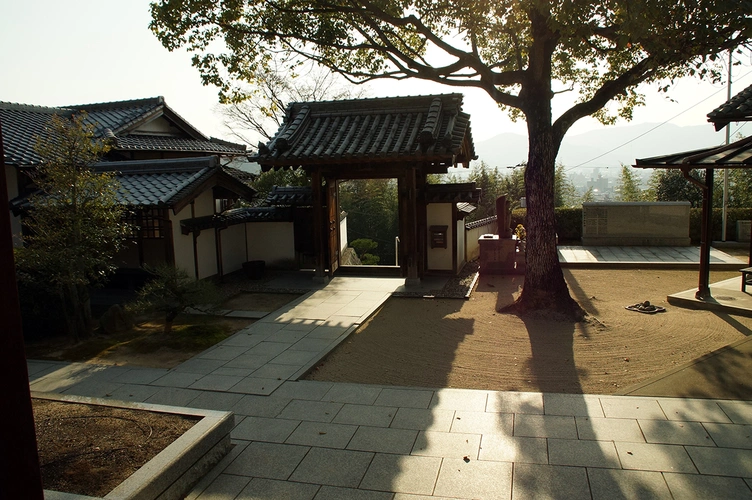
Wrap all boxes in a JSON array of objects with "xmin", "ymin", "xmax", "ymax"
[{"xmin": 27, "ymin": 274, "xmax": 752, "ymax": 499}]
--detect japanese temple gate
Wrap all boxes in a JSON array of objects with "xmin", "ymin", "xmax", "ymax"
[{"xmin": 253, "ymin": 94, "xmax": 479, "ymax": 283}]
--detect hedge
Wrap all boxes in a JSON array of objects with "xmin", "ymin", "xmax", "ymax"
[{"xmin": 507, "ymin": 207, "xmax": 752, "ymax": 243}]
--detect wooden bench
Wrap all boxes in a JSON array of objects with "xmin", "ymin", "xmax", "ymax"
[{"xmin": 741, "ymin": 267, "xmax": 752, "ymax": 293}]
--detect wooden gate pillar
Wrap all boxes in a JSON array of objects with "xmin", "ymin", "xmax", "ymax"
[
  {"xmin": 311, "ymin": 168, "xmax": 328, "ymax": 283},
  {"xmin": 405, "ymin": 166, "xmax": 420, "ymax": 286}
]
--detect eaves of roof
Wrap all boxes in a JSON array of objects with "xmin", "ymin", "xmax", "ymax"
[{"xmin": 707, "ymin": 83, "xmax": 752, "ymax": 131}]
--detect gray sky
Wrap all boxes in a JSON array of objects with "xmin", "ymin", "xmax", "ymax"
[{"xmin": 2, "ymin": 0, "xmax": 750, "ymax": 144}]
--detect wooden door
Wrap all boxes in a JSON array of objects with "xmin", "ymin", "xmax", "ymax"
[{"xmin": 327, "ymin": 178, "xmax": 339, "ymax": 277}]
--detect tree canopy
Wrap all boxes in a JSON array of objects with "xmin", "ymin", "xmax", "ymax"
[{"xmin": 151, "ymin": 0, "xmax": 751, "ymax": 319}]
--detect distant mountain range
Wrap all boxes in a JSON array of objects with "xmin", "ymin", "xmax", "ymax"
[{"xmin": 469, "ymin": 122, "xmax": 729, "ymax": 177}]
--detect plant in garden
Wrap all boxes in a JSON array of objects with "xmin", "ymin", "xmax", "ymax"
[
  {"xmin": 129, "ymin": 264, "xmax": 222, "ymax": 335},
  {"xmin": 15, "ymin": 113, "xmax": 129, "ymax": 340}
]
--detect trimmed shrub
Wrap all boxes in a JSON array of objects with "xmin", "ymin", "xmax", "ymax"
[{"xmin": 689, "ymin": 208, "xmax": 752, "ymax": 242}]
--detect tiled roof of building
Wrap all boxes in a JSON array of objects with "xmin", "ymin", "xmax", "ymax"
[
  {"xmin": 0, "ymin": 102, "xmax": 68, "ymax": 165},
  {"xmin": 634, "ymin": 135, "xmax": 752, "ymax": 168},
  {"xmin": 113, "ymin": 135, "xmax": 246, "ymax": 154},
  {"xmin": 10, "ymin": 157, "xmax": 257, "ymax": 214},
  {"xmin": 97, "ymin": 157, "xmax": 220, "ymax": 207},
  {"xmin": 1, "ymin": 97, "xmax": 246, "ymax": 166},
  {"xmin": 253, "ymin": 94, "xmax": 476, "ymax": 171},
  {"xmin": 707, "ymin": 84, "xmax": 752, "ymax": 131}
]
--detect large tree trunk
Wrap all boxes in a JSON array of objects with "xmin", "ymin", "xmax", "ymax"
[
  {"xmin": 501, "ymin": 8, "xmax": 584, "ymax": 321},
  {"xmin": 510, "ymin": 122, "xmax": 584, "ymax": 320}
]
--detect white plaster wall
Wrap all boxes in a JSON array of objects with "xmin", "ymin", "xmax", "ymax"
[
  {"xmin": 340, "ymin": 215, "xmax": 348, "ymax": 253},
  {"xmin": 426, "ymin": 203, "xmax": 453, "ymax": 271},
  {"xmin": 221, "ymin": 224, "xmax": 247, "ymax": 274},
  {"xmin": 246, "ymin": 222, "xmax": 295, "ymax": 267},
  {"xmin": 456, "ymin": 219, "xmax": 465, "ymax": 271},
  {"xmin": 172, "ymin": 190, "xmax": 217, "ymax": 279}
]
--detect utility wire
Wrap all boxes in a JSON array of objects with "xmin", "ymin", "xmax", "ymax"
[{"xmin": 565, "ymin": 68, "xmax": 752, "ymax": 172}]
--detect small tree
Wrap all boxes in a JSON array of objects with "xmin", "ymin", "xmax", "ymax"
[
  {"xmin": 649, "ymin": 169, "xmax": 704, "ymax": 207},
  {"xmin": 554, "ymin": 165, "xmax": 579, "ymax": 208},
  {"xmin": 15, "ymin": 113, "xmax": 129, "ymax": 340},
  {"xmin": 220, "ymin": 59, "xmax": 368, "ymax": 148},
  {"xmin": 129, "ymin": 264, "xmax": 221, "ymax": 335},
  {"xmin": 617, "ymin": 164, "xmax": 643, "ymax": 201}
]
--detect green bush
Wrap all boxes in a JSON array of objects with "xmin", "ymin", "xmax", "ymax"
[
  {"xmin": 555, "ymin": 208, "xmax": 583, "ymax": 241},
  {"xmin": 689, "ymin": 208, "xmax": 752, "ymax": 242}
]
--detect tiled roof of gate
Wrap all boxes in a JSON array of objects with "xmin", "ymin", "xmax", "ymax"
[
  {"xmin": 707, "ymin": 83, "xmax": 752, "ymax": 131},
  {"xmin": 253, "ymin": 94, "xmax": 476, "ymax": 170},
  {"xmin": 1, "ymin": 97, "xmax": 246, "ymax": 166},
  {"xmin": 265, "ymin": 186, "xmax": 313, "ymax": 206}
]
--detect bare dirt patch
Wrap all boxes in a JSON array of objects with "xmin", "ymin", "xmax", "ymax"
[
  {"xmin": 306, "ymin": 269, "xmax": 752, "ymax": 394},
  {"xmin": 34, "ymin": 399, "xmax": 197, "ymax": 497}
]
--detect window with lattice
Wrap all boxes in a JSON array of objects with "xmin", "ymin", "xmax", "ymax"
[{"xmin": 124, "ymin": 209, "xmax": 164, "ymax": 239}]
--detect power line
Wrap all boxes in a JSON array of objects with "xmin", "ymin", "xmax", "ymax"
[{"xmin": 565, "ymin": 68, "xmax": 752, "ymax": 172}]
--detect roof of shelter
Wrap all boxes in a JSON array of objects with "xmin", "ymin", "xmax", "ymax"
[
  {"xmin": 1, "ymin": 97, "xmax": 246, "ymax": 166},
  {"xmin": 253, "ymin": 94, "xmax": 476, "ymax": 171},
  {"xmin": 634, "ymin": 135, "xmax": 752, "ymax": 168},
  {"xmin": 707, "ymin": 83, "xmax": 752, "ymax": 131}
]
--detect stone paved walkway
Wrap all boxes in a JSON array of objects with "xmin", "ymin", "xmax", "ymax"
[{"xmin": 28, "ymin": 255, "xmax": 752, "ymax": 499}]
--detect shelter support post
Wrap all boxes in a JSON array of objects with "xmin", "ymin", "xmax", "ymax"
[{"xmin": 683, "ymin": 167, "xmax": 714, "ymax": 299}]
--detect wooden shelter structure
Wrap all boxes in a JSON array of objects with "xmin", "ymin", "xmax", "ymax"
[
  {"xmin": 634, "ymin": 83, "xmax": 752, "ymax": 299},
  {"xmin": 253, "ymin": 94, "xmax": 479, "ymax": 283}
]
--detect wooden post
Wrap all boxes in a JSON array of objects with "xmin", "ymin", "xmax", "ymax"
[
  {"xmin": 0, "ymin": 124, "xmax": 44, "ymax": 498},
  {"xmin": 311, "ymin": 168, "xmax": 327, "ymax": 283},
  {"xmin": 405, "ymin": 166, "xmax": 420, "ymax": 285}
]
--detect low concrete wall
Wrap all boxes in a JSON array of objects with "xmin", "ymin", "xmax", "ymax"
[{"xmin": 582, "ymin": 202, "xmax": 691, "ymax": 246}]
